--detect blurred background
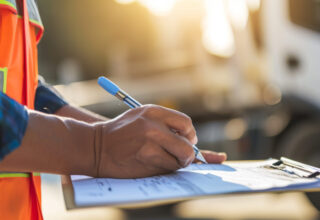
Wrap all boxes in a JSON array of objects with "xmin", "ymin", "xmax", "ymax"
[{"xmin": 37, "ymin": 0, "xmax": 320, "ymax": 219}]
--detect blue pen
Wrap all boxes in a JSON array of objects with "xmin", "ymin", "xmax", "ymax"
[{"xmin": 98, "ymin": 76, "xmax": 208, "ymax": 164}]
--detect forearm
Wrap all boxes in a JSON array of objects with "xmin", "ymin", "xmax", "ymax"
[
  {"xmin": 0, "ymin": 110, "xmax": 97, "ymax": 176},
  {"xmin": 55, "ymin": 104, "xmax": 109, "ymax": 123}
]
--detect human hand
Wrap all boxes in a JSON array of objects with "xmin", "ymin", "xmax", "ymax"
[
  {"xmin": 0, "ymin": 105, "xmax": 226, "ymax": 177},
  {"xmin": 196, "ymin": 150, "xmax": 227, "ymax": 164},
  {"xmin": 93, "ymin": 105, "xmax": 198, "ymax": 178}
]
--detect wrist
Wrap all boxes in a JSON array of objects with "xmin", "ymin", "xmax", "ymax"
[
  {"xmin": 0, "ymin": 111, "xmax": 98, "ymax": 176},
  {"xmin": 56, "ymin": 105, "xmax": 109, "ymax": 123}
]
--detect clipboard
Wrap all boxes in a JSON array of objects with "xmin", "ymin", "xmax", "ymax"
[
  {"xmin": 62, "ymin": 159, "xmax": 320, "ymax": 210},
  {"xmin": 62, "ymin": 175, "xmax": 191, "ymax": 210},
  {"xmin": 267, "ymin": 157, "xmax": 320, "ymax": 178}
]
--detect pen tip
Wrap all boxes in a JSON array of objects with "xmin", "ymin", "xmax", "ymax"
[{"xmin": 197, "ymin": 154, "xmax": 208, "ymax": 164}]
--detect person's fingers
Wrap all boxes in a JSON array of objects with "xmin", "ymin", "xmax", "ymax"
[
  {"xmin": 194, "ymin": 150, "xmax": 227, "ymax": 164},
  {"xmin": 137, "ymin": 143, "xmax": 182, "ymax": 172},
  {"xmin": 141, "ymin": 105, "xmax": 198, "ymax": 145},
  {"xmin": 146, "ymin": 124, "xmax": 195, "ymax": 167},
  {"xmin": 163, "ymin": 114, "xmax": 197, "ymax": 145}
]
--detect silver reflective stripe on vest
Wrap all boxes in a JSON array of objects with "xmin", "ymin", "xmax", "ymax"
[
  {"xmin": 0, "ymin": 0, "xmax": 17, "ymax": 9},
  {"xmin": 5, "ymin": 0, "xmax": 16, "ymax": 8},
  {"xmin": 0, "ymin": 68, "xmax": 8, "ymax": 93},
  {"xmin": 26, "ymin": 0, "xmax": 43, "ymax": 27},
  {"xmin": 0, "ymin": 0, "xmax": 43, "ymax": 27}
]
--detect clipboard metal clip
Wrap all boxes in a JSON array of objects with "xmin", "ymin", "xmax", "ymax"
[{"xmin": 271, "ymin": 157, "xmax": 320, "ymax": 178}]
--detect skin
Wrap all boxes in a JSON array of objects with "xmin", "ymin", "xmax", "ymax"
[
  {"xmin": 56, "ymin": 104, "xmax": 227, "ymax": 166},
  {"xmin": 0, "ymin": 104, "xmax": 226, "ymax": 178},
  {"xmin": 57, "ymin": 104, "xmax": 227, "ymax": 175}
]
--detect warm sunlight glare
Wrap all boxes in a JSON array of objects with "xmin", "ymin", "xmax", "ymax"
[
  {"xmin": 202, "ymin": 0, "xmax": 235, "ymax": 58},
  {"xmin": 246, "ymin": 0, "xmax": 261, "ymax": 11},
  {"xmin": 138, "ymin": 0, "xmax": 177, "ymax": 16},
  {"xmin": 227, "ymin": 0, "xmax": 249, "ymax": 30},
  {"xmin": 115, "ymin": 0, "xmax": 135, "ymax": 4}
]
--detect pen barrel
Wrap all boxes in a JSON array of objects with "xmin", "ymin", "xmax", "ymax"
[{"xmin": 115, "ymin": 90, "xmax": 142, "ymax": 109}]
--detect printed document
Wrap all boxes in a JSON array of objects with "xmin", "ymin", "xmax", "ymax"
[{"xmin": 71, "ymin": 160, "xmax": 320, "ymax": 207}]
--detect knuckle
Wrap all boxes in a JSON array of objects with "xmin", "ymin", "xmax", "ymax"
[
  {"xmin": 189, "ymin": 129, "xmax": 197, "ymax": 140},
  {"xmin": 185, "ymin": 114, "xmax": 192, "ymax": 124},
  {"xmin": 142, "ymin": 104, "xmax": 155, "ymax": 113},
  {"xmin": 184, "ymin": 115, "xmax": 194, "ymax": 130},
  {"xmin": 179, "ymin": 114, "xmax": 193, "ymax": 133},
  {"xmin": 189, "ymin": 128, "xmax": 196, "ymax": 136},
  {"xmin": 142, "ymin": 104, "xmax": 161, "ymax": 117},
  {"xmin": 177, "ymin": 120, "xmax": 188, "ymax": 132}
]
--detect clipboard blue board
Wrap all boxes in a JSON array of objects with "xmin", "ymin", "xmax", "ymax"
[{"xmin": 62, "ymin": 158, "xmax": 320, "ymax": 210}]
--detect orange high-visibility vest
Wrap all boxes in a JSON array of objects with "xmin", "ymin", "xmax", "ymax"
[{"xmin": 0, "ymin": 0, "xmax": 44, "ymax": 219}]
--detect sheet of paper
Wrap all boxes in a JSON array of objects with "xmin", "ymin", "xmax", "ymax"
[{"xmin": 71, "ymin": 160, "xmax": 320, "ymax": 207}]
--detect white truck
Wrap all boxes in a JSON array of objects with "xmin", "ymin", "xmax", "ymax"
[{"xmin": 262, "ymin": 0, "xmax": 320, "ymax": 208}]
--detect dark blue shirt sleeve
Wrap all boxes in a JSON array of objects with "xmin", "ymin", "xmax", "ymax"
[
  {"xmin": 0, "ymin": 92, "xmax": 29, "ymax": 161},
  {"xmin": 34, "ymin": 76, "xmax": 68, "ymax": 114}
]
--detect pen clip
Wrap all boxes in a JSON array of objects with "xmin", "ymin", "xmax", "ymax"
[{"xmin": 271, "ymin": 157, "xmax": 320, "ymax": 178}]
